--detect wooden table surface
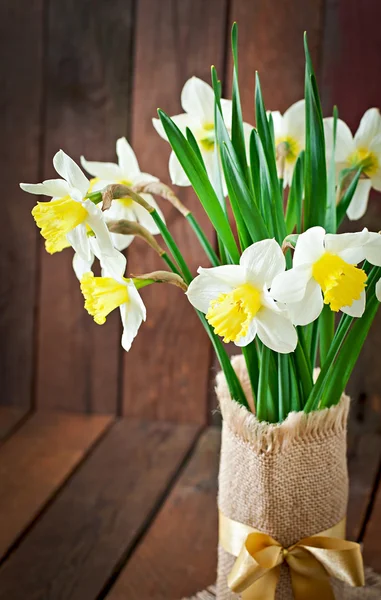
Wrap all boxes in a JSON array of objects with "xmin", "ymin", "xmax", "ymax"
[{"xmin": 0, "ymin": 397, "xmax": 379, "ymax": 600}]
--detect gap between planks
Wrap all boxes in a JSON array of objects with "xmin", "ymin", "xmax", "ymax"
[
  {"xmin": 0, "ymin": 410, "xmax": 114, "ymax": 563},
  {"xmin": 0, "ymin": 417, "xmax": 200, "ymax": 600}
]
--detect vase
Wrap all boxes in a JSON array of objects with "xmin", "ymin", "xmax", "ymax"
[{"xmin": 183, "ymin": 356, "xmax": 381, "ymax": 600}]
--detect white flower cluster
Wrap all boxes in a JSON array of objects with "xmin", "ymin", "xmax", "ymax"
[{"xmin": 19, "ymin": 76, "xmax": 381, "ymax": 354}]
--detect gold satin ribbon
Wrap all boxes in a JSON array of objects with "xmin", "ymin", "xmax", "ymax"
[{"xmin": 219, "ymin": 511, "xmax": 364, "ymax": 599}]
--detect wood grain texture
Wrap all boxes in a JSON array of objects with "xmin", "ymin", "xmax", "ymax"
[
  {"xmin": 36, "ymin": 0, "xmax": 135, "ymax": 412},
  {"xmin": 0, "ymin": 419, "xmax": 199, "ymax": 600},
  {"xmin": 362, "ymin": 472, "xmax": 381, "ymax": 571},
  {"xmin": 0, "ymin": 411, "xmax": 112, "ymax": 560},
  {"xmin": 107, "ymin": 427, "xmax": 220, "ymax": 600},
  {"xmin": 0, "ymin": 2, "xmax": 43, "ymax": 408},
  {"xmin": 321, "ymin": 1, "xmax": 381, "ymax": 403},
  {"xmin": 228, "ymin": 0, "xmax": 324, "ymax": 116},
  {"xmin": 0, "ymin": 407, "xmax": 29, "ymax": 443},
  {"xmin": 122, "ymin": 0, "xmax": 229, "ymax": 422},
  {"xmin": 346, "ymin": 395, "xmax": 381, "ymax": 541}
]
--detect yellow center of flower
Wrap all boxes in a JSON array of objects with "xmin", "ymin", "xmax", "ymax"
[
  {"xmin": 347, "ymin": 147, "xmax": 379, "ymax": 177},
  {"xmin": 32, "ymin": 196, "xmax": 87, "ymax": 254},
  {"xmin": 276, "ymin": 136, "xmax": 300, "ymax": 164},
  {"xmin": 312, "ymin": 252, "xmax": 367, "ymax": 312},
  {"xmin": 205, "ymin": 283, "xmax": 261, "ymax": 343},
  {"xmin": 80, "ymin": 272, "xmax": 129, "ymax": 325},
  {"xmin": 199, "ymin": 122, "xmax": 215, "ymax": 152}
]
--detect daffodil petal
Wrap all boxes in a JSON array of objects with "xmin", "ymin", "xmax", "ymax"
[
  {"xmin": 293, "ymin": 226, "xmax": 326, "ymax": 267},
  {"xmin": 255, "ymin": 307, "xmax": 297, "ymax": 354},
  {"xmin": 234, "ymin": 320, "xmax": 257, "ymax": 347},
  {"xmin": 110, "ymin": 231, "xmax": 134, "ymax": 251},
  {"xmin": 116, "ymin": 137, "xmax": 140, "ymax": 178},
  {"xmin": 324, "ymin": 117, "xmax": 355, "ymax": 162},
  {"xmin": 181, "ymin": 76, "xmax": 215, "ymax": 123},
  {"xmin": 20, "ymin": 179, "xmax": 72, "ymax": 198},
  {"xmin": 341, "ymin": 290, "xmax": 366, "ymax": 318},
  {"xmin": 270, "ymin": 111, "xmax": 284, "ymax": 138},
  {"xmin": 221, "ymin": 99, "xmax": 233, "ymax": 129},
  {"xmin": 283, "ymin": 99, "xmax": 305, "ymax": 142},
  {"xmin": 132, "ymin": 172, "xmax": 159, "ymax": 186},
  {"xmin": 67, "ymin": 224, "xmax": 92, "ymax": 262},
  {"xmin": 346, "ymin": 179, "xmax": 372, "ymax": 221},
  {"xmin": 80, "ymin": 156, "xmax": 124, "ymax": 181},
  {"xmin": 363, "ymin": 231, "xmax": 381, "ymax": 266},
  {"xmin": 287, "ymin": 279, "xmax": 324, "ymax": 326},
  {"xmin": 376, "ymin": 278, "xmax": 381, "ymax": 302},
  {"xmin": 240, "ymin": 239, "xmax": 286, "ymax": 288},
  {"xmin": 120, "ymin": 283, "xmax": 146, "ymax": 352},
  {"xmin": 53, "ymin": 150, "xmax": 89, "ymax": 197},
  {"xmin": 186, "ymin": 269, "xmax": 238, "ymax": 313},
  {"xmin": 354, "ymin": 108, "xmax": 381, "ymax": 148},
  {"xmin": 325, "ymin": 229, "xmax": 369, "ymax": 264},
  {"xmin": 72, "ymin": 251, "xmax": 95, "ymax": 280},
  {"xmin": 270, "ymin": 265, "xmax": 311, "ymax": 303},
  {"xmin": 85, "ymin": 200, "xmax": 115, "ymax": 255},
  {"xmin": 169, "ymin": 151, "xmax": 191, "ymax": 186}
]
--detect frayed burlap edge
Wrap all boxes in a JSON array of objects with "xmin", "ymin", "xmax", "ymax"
[
  {"xmin": 216, "ymin": 355, "xmax": 350, "ymax": 454},
  {"xmin": 182, "ymin": 568, "xmax": 381, "ymax": 599}
]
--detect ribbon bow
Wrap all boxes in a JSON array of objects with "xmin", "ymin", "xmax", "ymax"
[{"xmin": 219, "ymin": 511, "xmax": 364, "ymax": 600}]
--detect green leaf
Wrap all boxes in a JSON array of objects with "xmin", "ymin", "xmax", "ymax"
[
  {"xmin": 257, "ymin": 346, "xmax": 277, "ymax": 422},
  {"xmin": 230, "ymin": 23, "xmax": 248, "ymax": 176},
  {"xmin": 319, "ymin": 305, "xmax": 335, "ymax": 366},
  {"xmin": 278, "ymin": 354, "xmax": 290, "ymax": 421},
  {"xmin": 325, "ymin": 106, "xmax": 338, "ymax": 233},
  {"xmin": 285, "ymin": 151, "xmax": 304, "ymax": 234},
  {"xmin": 303, "ymin": 33, "xmax": 327, "ymax": 229},
  {"xmin": 158, "ymin": 109, "xmax": 240, "ymax": 263},
  {"xmin": 221, "ymin": 142, "xmax": 270, "ymax": 244},
  {"xmin": 255, "ymin": 73, "xmax": 286, "ymax": 243},
  {"xmin": 319, "ymin": 266, "xmax": 381, "ymax": 408}
]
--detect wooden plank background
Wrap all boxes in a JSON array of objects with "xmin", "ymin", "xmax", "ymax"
[{"xmin": 1, "ymin": 0, "xmax": 381, "ymax": 422}]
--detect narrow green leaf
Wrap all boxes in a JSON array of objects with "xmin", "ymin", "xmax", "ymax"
[
  {"xmin": 255, "ymin": 73, "xmax": 287, "ymax": 242},
  {"xmin": 230, "ymin": 23, "xmax": 248, "ymax": 176},
  {"xmin": 221, "ymin": 142, "xmax": 270, "ymax": 244},
  {"xmin": 257, "ymin": 346, "xmax": 277, "ymax": 422},
  {"xmin": 325, "ymin": 106, "xmax": 338, "ymax": 233},
  {"xmin": 319, "ymin": 305, "xmax": 335, "ymax": 366},
  {"xmin": 158, "ymin": 109, "xmax": 240, "ymax": 263},
  {"xmin": 278, "ymin": 354, "xmax": 290, "ymax": 422},
  {"xmin": 285, "ymin": 151, "xmax": 304, "ymax": 234},
  {"xmin": 303, "ymin": 33, "xmax": 327, "ymax": 229}
]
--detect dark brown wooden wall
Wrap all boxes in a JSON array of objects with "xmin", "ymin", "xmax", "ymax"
[{"xmin": 1, "ymin": 0, "xmax": 381, "ymax": 422}]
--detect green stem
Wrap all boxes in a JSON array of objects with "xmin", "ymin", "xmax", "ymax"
[
  {"xmin": 186, "ymin": 213, "xmax": 220, "ymax": 266},
  {"xmin": 278, "ymin": 354, "xmax": 290, "ymax": 422},
  {"xmin": 161, "ymin": 252, "xmax": 182, "ymax": 276},
  {"xmin": 199, "ymin": 314, "xmax": 249, "ymax": 410},
  {"xmin": 319, "ymin": 305, "xmax": 335, "ymax": 366},
  {"xmin": 242, "ymin": 344, "xmax": 259, "ymax": 411},
  {"xmin": 257, "ymin": 346, "xmax": 277, "ymax": 422},
  {"xmin": 294, "ymin": 329, "xmax": 313, "ymax": 406},
  {"xmin": 150, "ymin": 209, "xmax": 193, "ymax": 283}
]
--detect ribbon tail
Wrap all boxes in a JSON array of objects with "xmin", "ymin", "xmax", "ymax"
[
  {"xmin": 288, "ymin": 549, "xmax": 335, "ymax": 600},
  {"xmin": 241, "ymin": 566, "xmax": 281, "ymax": 600}
]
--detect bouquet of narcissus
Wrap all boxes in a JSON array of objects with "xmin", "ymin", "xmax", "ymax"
[{"xmin": 21, "ymin": 28, "xmax": 381, "ymax": 424}]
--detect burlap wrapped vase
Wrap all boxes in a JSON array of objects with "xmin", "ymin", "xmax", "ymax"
[{"xmin": 183, "ymin": 356, "xmax": 381, "ymax": 600}]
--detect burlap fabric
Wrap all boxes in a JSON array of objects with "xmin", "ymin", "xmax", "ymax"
[{"xmin": 182, "ymin": 355, "xmax": 381, "ymax": 600}]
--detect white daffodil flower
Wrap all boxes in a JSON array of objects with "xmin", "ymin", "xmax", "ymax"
[
  {"xmin": 324, "ymin": 108, "xmax": 381, "ymax": 220},
  {"xmin": 20, "ymin": 150, "xmax": 126, "ymax": 279},
  {"xmin": 80, "ymin": 261, "xmax": 146, "ymax": 352},
  {"xmin": 152, "ymin": 76, "xmax": 253, "ymax": 192},
  {"xmin": 186, "ymin": 239, "xmax": 297, "ymax": 353},
  {"xmin": 270, "ymin": 226, "xmax": 374, "ymax": 325},
  {"xmin": 81, "ymin": 137, "xmax": 165, "ymax": 251},
  {"xmin": 270, "ymin": 99, "xmax": 305, "ymax": 187}
]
